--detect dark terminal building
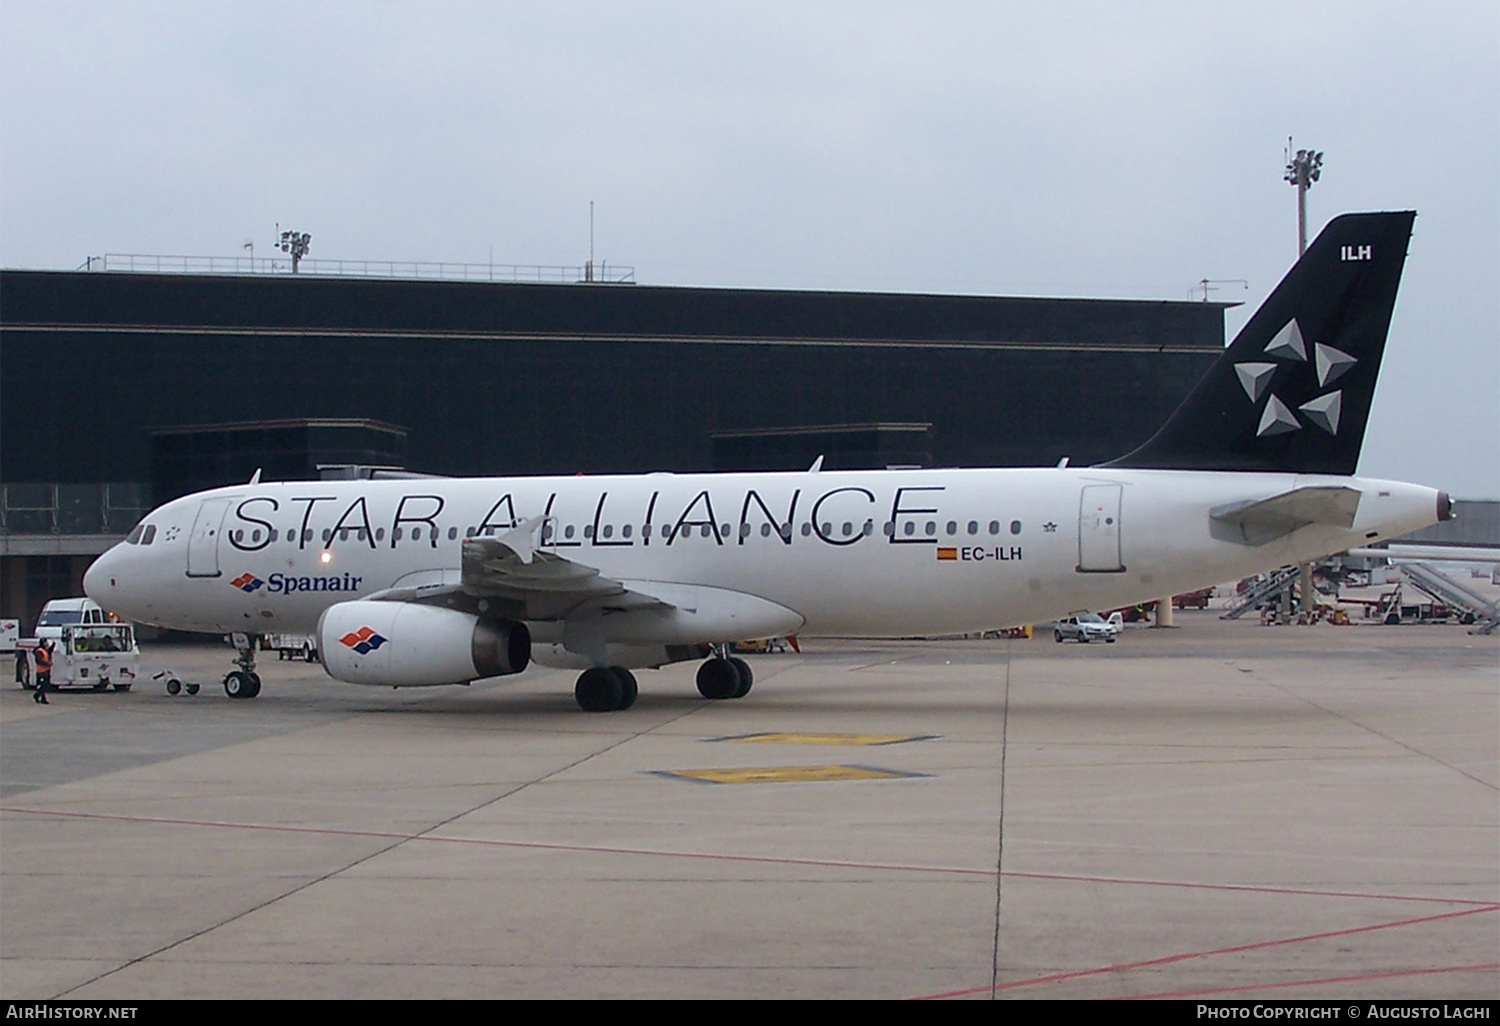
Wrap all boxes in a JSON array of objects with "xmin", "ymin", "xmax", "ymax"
[{"xmin": 0, "ymin": 261, "xmax": 1230, "ymax": 625}]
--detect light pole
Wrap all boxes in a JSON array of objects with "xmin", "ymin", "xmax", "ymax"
[
  {"xmin": 278, "ymin": 228, "xmax": 313, "ymax": 273},
  {"xmin": 1284, "ymin": 139, "xmax": 1323, "ymax": 621},
  {"xmin": 1284, "ymin": 140, "xmax": 1323, "ymax": 256}
]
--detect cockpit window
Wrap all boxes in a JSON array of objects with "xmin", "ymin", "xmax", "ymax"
[
  {"xmin": 126, "ymin": 525, "xmax": 144, "ymax": 544},
  {"xmin": 141, "ymin": 524, "xmax": 157, "ymax": 545}
]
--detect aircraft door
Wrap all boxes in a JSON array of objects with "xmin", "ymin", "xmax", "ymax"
[
  {"xmin": 1077, "ymin": 484, "xmax": 1125, "ymax": 573},
  {"xmin": 186, "ymin": 499, "xmax": 232, "ymax": 578}
]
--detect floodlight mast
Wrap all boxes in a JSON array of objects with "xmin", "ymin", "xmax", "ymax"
[
  {"xmin": 277, "ymin": 228, "xmax": 313, "ymax": 272},
  {"xmin": 1283, "ymin": 139, "xmax": 1323, "ymax": 256}
]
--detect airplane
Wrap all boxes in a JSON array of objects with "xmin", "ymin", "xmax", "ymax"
[{"xmin": 83, "ymin": 211, "xmax": 1452, "ymax": 711}]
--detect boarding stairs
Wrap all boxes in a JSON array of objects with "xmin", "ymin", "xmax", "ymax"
[
  {"xmin": 1399, "ymin": 563, "xmax": 1500, "ymax": 635},
  {"xmin": 1221, "ymin": 565, "xmax": 1301, "ymax": 620}
]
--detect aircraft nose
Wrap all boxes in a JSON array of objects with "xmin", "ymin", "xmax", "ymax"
[{"xmin": 83, "ymin": 546, "xmax": 124, "ymax": 603}]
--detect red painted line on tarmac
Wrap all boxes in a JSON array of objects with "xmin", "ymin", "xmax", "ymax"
[
  {"xmin": 2, "ymin": 805, "xmax": 1493, "ymax": 910},
  {"xmin": 1119, "ymin": 961, "xmax": 1500, "ymax": 1000},
  {"xmin": 908, "ymin": 905, "xmax": 1500, "ymax": 1000},
  {"xmin": 1000, "ymin": 868, "xmax": 1489, "ymax": 907}
]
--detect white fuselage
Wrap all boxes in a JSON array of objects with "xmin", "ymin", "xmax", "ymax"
[{"xmin": 84, "ymin": 467, "xmax": 1443, "ymax": 646}]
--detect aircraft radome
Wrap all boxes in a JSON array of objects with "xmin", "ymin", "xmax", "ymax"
[{"xmin": 84, "ymin": 212, "xmax": 1451, "ymax": 711}]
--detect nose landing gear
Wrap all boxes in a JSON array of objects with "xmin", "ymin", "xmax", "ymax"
[{"xmin": 223, "ymin": 633, "xmax": 262, "ymax": 699}]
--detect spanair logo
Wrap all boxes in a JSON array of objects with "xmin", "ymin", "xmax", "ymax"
[
  {"xmin": 231, "ymin": 572, "xmax": 265, "ymax": 593},
  {"xmin": 339, "ymin": 626, "xmax": 387, "ymax": 655},
  {"xmin": 1235, "ymin": 317, "xmax": 1356, "ymax": 439}
]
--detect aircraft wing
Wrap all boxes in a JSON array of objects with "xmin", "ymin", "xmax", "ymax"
[
  {"xmin": 1209, "ymin": 486, "xmax": 1361, "ymax": 546},
  {"xmin": 460, "ymin": 520, "xmax": 673, "ymax": 617}
]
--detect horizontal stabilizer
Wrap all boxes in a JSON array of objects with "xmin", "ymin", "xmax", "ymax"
[{"xmin": 1210, "ymin": 486, "xmax": 1361, "ymax": 546}]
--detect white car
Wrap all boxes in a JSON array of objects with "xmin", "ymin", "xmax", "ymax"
[{"xmin": 1054, "ymin": 612, "xmax": 1119, "ymax": 644}]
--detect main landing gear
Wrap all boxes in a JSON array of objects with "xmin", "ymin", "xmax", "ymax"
[
  {"xmin": 696, "ymin": 650, "xmax": 753, "ymax": 701},
  {"xmin": 223, "ymin": 634, "xmax": 262, "ymax": 699},
  {"xmin": 570, "ymin": 650, "xmax": 754, "ymax": 711},
  {"xmin": 574, "ymin": 666, "xmax": 638, "ymax": 712}
]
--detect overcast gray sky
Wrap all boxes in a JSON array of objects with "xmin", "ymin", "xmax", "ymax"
[{"xmin": 3, "ymin": 1, "xmax": 1495, "ymax": 496}]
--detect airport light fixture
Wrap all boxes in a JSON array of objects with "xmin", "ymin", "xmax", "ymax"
[
  {"xmin": 1284, "ymin": 141, "xmax": 1323, "ymax": 256},
  {"xmin": 278, "ymin": 229, "xmax": 313, "ymax": 273}
]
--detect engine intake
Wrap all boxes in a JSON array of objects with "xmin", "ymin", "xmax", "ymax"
[{"xmin": 317, "ymin": 601, "xmax": 530, "ymax": 687}]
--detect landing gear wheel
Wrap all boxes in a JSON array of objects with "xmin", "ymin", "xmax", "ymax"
[
  {"xmin": 696, "ymin": 658, "xmax": 740, "ymax": 700},
  {"xmin": 225, "ymin": 670, "xmax": 261, "ymax": 699},
  {"xmin": 614, "ymin": 668, "xmax": 638, "ymax": 711},
  {"xmin": 726, "ymin": 657, "xmax": 753, "ymax": 698},
  {"xmin": 224, "ymin": 634, "xmax": 262, "ymax": 698},
  {"xmin": 185, "ymin": 681, "xmax": 200, "ymax": 696},
  {"xmin": 166, "ymin": 678, "xmax": 182, "ymax": 696},
  {"xmin": 576, "ymin": 666, "xmax": 623, "ymax": 712}
]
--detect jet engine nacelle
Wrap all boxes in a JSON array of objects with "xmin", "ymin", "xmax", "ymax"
[{"xmin": 317, "ymin": 600, "xmax": 530, "ymax": 687}]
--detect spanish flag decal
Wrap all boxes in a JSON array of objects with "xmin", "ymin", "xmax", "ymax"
[{"xmin": 936, "ymin": 547, "xmax": 958, "ymax": 561}]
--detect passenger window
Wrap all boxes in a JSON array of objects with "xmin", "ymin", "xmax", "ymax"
[
  {"xmin": 989, "ymin": 521, "xmax": 1000, "ymax": 535},
  {"xmin": 622, "ymin": 524, "xmax": 633, "ymax": 539},
  {"xmin": 945, "ymin": 521, "xmax": 957, "ymax": 535},
  {"xmin": 1010, "ymin": 520, "xmax": 1022, "ymax": 535},
  {"xmin": 448, "ymin": 527, "xmax": 458, "ymax": 540}
]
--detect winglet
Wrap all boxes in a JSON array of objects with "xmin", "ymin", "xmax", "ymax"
[{"xmin": 494, "ymin": 516, "xmax": 547, "ymax": 565}]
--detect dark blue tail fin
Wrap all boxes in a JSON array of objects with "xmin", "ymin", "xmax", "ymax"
[{"xmin": 1107, "ymin": 211, "xmax": 1415, "ymax": 474}]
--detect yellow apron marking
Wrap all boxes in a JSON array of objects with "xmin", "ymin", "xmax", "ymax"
[
  {"xmin": 659, "ymin": 764, "xmax": 924, "ymax": 785},
  {"xmin": 713, "ymin": 732, "xmax": 934, "ymax": 746}
]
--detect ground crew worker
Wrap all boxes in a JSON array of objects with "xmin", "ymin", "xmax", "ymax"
[{"xmin": 33, "ymin": 640, "xmax": 53, "ymax": 704}]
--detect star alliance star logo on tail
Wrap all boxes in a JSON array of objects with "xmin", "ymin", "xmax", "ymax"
[
  {"xmin": 230, "ymin": 572, "xmax": 264, "ymax": 593},
  {"xmin": 1235, "ymin": 316, "xmax": 1356, "ymax": 439},
  {"xmin": 339, "ymin": 626, "xmax": 387, "ymax": 655}
]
